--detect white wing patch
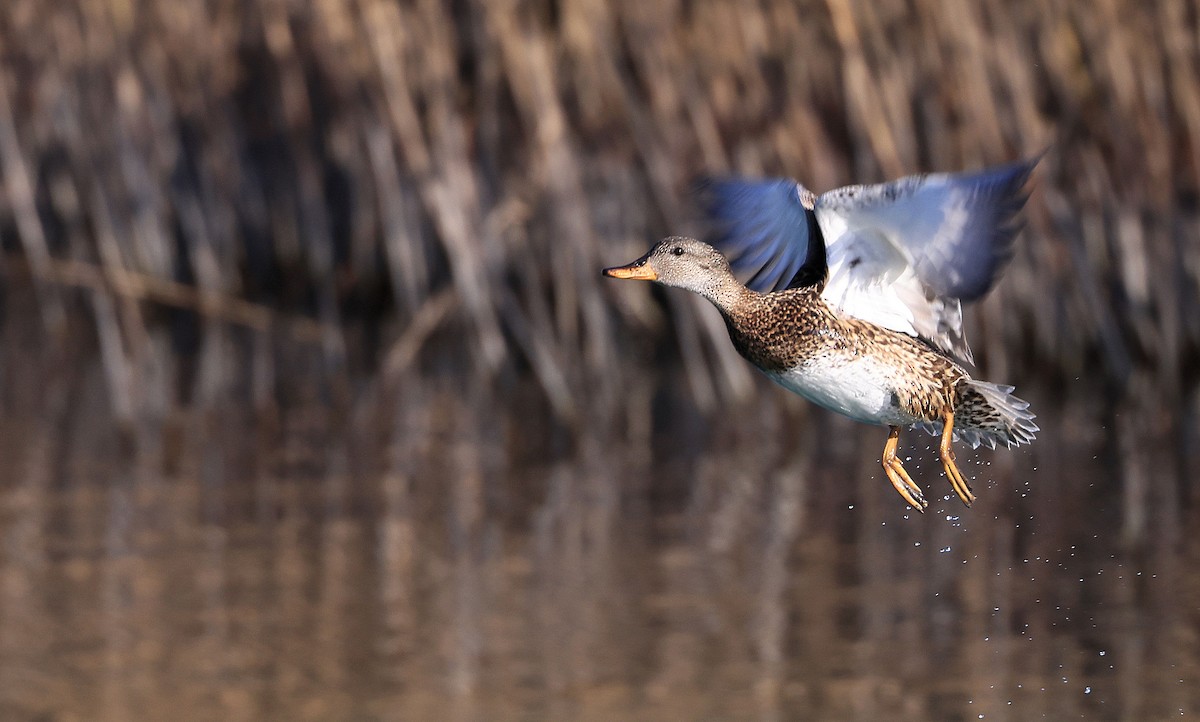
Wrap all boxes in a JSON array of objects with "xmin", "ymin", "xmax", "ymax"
[
  {"xmin": 815, "ymin": 186, "xmax": 976, "ymax": 362},
  {"xmin": 822, "ymin": 228, "xmax": 916, "ymax": 336}
]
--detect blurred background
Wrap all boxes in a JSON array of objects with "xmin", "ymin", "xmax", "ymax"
[{"xmin": 1, "ymin": 0, "xmax": 1198, "ymax": 720}]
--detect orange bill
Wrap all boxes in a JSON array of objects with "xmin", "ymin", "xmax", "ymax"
[{"xmin": 602, "ymin": 259, "xmax": 657, "ymax": 281}]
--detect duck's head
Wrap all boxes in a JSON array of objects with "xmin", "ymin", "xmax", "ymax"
[{"xmin": 602, "ymin": 237, "xmax": 736, "ymax": 300}]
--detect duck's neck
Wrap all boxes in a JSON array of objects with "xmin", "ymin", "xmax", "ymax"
[
  {"xmin": 696, "ymin": 274, "xmax": 757, "ymax": 314},
  {"xmin": 700, "ymin": 273, "xmax": 832, "ymax": 313}
]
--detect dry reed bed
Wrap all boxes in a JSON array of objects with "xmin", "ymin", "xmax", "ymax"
[
  {"xmin": 0, "ymin": 0, "xmax": 1197, "ymax": 429},
  {"xmin": 0, "ymin": 6, "xmax": 1196, "ymax": 707}
]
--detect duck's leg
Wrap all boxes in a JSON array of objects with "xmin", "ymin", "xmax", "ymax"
[
  {"xmin": 939, "ymin": 409, "xmax": 975, "ymax": 507},
  {"xmin": 882, "ymin": 426, "xmax": 928, "ymax": 511}
]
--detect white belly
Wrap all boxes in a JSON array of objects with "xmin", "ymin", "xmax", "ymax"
[{"xmin": 764, "ymin": 355, "xmax": 915, "ymax": 427}]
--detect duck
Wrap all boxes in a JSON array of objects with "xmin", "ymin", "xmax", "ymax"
[{"xmin": 603, "ymin": 159, "xmax": 1039, "ymax": 511}]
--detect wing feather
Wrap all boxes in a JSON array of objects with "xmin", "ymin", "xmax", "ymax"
[{"xmin": 698, "ymin": 178, "xmax": 825, "ymax": 292}]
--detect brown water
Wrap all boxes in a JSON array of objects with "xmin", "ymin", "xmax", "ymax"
[{"xmin": 0, "ymin": 336, "xmax": 1197, "ymax": 722}]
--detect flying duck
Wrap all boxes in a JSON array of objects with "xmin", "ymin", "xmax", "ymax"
[{"xmin": 603, "ymin": 159, "xmax": 1039, "ymax": 511}]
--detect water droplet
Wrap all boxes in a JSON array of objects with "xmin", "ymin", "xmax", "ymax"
[
  {"xmin": 940, "ymin": 546, "xmax": 952, "ymax": 553},
  {"xmin": 1084, "ymin": 686, "xmax": 1092, "ymax": 694}
]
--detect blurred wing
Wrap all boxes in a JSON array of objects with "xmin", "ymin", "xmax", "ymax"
[
  {"xmin": 816, "ymin": 158, "xmax": 1037, "ymax": 362},
  {"xmin": 698, "ymin": 178, "xmax": 826, "ymax": 292}
]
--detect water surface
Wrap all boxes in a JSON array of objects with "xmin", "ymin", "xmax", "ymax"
[{"xmin": 0, "ymin": 343, "xmax": 1196, "ymax": 722}]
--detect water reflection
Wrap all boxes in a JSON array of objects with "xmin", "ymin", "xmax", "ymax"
[{"xmin": 0, "ymin": 352, "xmax": 1197, "ymax": 721}]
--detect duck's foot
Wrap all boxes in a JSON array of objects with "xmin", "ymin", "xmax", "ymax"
[
  {"xmin": 940, "ymin": 410, "xmax": 975, "ymax": 507},
  {"xmin": 882, "ymin": 426, "xmax": 928, "ymax": 512}
]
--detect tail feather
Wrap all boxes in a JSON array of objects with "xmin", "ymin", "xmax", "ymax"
[{"xmin": 914, "ymin": 380, "xmax": 1038, "ymax": 450}]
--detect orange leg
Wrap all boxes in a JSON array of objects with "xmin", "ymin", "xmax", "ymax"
[
  {"xmin": 881, "ymin": 426, "xmax": 928, "ymax": 511},
  {"xmin": 940, "ymin": 409, "xmax": 975, "ymax": 507}
]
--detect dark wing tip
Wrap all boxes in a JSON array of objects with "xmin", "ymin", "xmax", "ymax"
[{"xmin": 944, "ymin": 156, "xmax": 1040, "ymax": 300}]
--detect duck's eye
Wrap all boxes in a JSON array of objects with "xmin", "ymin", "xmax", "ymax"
[{"xmin": 671, "ymin": 246, "xmax": 684, "ymax": 256}]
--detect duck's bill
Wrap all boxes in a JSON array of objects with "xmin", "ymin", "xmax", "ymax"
[{"xmin": 602, "ymin": 261, "xmax": 657, "ymax": 281}]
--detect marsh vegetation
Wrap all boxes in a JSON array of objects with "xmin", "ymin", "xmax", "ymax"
[{"xmin": 1, "ymin": 0, "xmax": 1198, "ymax": 719}]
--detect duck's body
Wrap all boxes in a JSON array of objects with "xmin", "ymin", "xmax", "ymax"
[
  {"xmin": 604, "ymin": 159, "xmax": 1040, "ymax": 511},
  {"xmin": 722, "ymin": 284, "xmax": 963, "ymax": 428}
]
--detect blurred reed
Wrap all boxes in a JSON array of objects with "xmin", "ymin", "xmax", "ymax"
[{"xmin": 0, "ymin": 0, "xmax": 1197, "ymax": 439}]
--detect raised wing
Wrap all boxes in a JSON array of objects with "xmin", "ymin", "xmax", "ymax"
[
  {"xmin": 816, "ymin": 158, "xmax": 1036, "ymax": 300},
  {"xmin": 699, "ymin": 159, "xmax": 1038, "ymax": 364},
  {"xmin": 698, "ymin": 178, "xmax": 826, "ymax": 292},
  {"xmin": 816, "ymin": 158, "xmax": 1037, "ymax": 362}
]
